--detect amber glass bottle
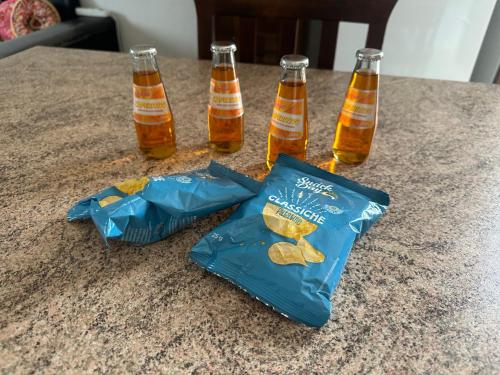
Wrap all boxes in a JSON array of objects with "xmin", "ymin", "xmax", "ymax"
[
  {"xmin": 332, "ymin": 48, "xmax": 383, "ymax": 165},
  {"xmin": 267, "ymin": 55, "xmax": 309, "ymax": 169},
  {"xmin": 208, "ymin": 41, "xmax": 244, "ymax": 153},
  {"xmin": 130, "ymin": 45, "xmax": 176, "ymax": 159}
]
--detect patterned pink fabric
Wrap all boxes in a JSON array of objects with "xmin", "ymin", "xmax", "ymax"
[
  {"xmin": 0, "ymin": 0, "xmax": 60, "ymax": 41},
  {"xmin": 0, "ymin": 0, "xmax": 17, "ymax": 40}
]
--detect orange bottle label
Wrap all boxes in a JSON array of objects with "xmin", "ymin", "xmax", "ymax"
[
  {"xmin": 338, "ymin": 87, "xmax": 376, "ymax": 128},
  {"xmin": 269, "ymin": 96, "xmax": 304, "ymax": 140},
  {"xmin": 209, "ymin": 78, "xmax": 243, "ymax": 118},
  {"xmin": 133, "ymin": 83, "xmax": 171, "ymax": 125}
]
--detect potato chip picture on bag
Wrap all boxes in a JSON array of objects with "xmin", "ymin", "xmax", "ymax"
[
  {"xmin": 190, "ymin": 154, "xmax": 389, "ymax": 327},
  {"xmin": 263, "ymin": 202, "xmax": 325, "ymax": 266},
  {"xmin": 297, "ymin": 237, "xmax": 325, "ymax": 263},
  {"xmin": 268, "ymin": 242, "xmax": 307, "ymax": 266}
]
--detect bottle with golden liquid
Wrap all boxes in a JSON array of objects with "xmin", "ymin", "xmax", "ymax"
[
  {"xmin": 129, "ymin": 45, "xmax": 176, "ymax": 159},
  {"xmin": 208, "ymin": 41, "xmax": 244, "ymax": 153},
  {"xmin": 267, "ymin": 55, "xmax": 309, "ymax": 169},
  {"xmin": 332, "ymin": 48, "xmax": 383, "ymax": 165}
]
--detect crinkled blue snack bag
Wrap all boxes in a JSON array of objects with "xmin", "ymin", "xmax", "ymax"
[
  {"xmin": 67, "ymin": 161, "xmax": 260, "ymax": 245},
  {"xmin": 67, "ymin": 178, "xmax": 148, "ymax": 221},
  {"xmin": 189, "ymin": 154, "xmax": 389, "ymax": 327}
]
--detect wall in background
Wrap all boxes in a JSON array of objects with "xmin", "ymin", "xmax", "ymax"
[
  {"xmin": 339, "ymin": 0, "xmax": 497, "ymax": 81},
  {"xmin": 81, "ymin": 0, "xmax": 497, "ymax": 82},
  {"xmin": 471, "ymin": 0, "xmax": 500, "ymax": 83},
  {"xmin": 80, "ymin": 0, "xmax": 198, "ymax": 59}
]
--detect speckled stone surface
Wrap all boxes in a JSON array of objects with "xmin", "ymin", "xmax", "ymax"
[{"xmin": 1, "ymin": 46, "xmax": 499, "ymax": 374}]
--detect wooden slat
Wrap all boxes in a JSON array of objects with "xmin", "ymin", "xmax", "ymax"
[
  {"xmin": 294, "ymin": 19, "xmax": 306, "ymax": 55},
  {"xmin": 206, "ymin": 0, "xmax": 397, "ymax": 23},
  {"xmin": 214, "ymin": 15, "xmax": 237, "ymax": 42},
  {"xmin": 194, "ymin": 0, "xmax": 213, "ymax": 59},
  {"xmin": 238, "ymin": 17, "xmax": 257, "ymax": 63},
  {"xmin": 318, "ymin": 20, "xmax": 338, "ymax": 70},
  {"xmin": 279, "ymin": 19, "xmax": 296, "ymax": 57},
  {"xmin": 366, "ymin": 22, "xmax": 386, "ymax": 49},
  {"xmin": 256, "ymin": 18, "xmax": 281, "ymax": 65}
]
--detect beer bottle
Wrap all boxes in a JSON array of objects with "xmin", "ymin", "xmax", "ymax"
[
  {"xmin": 332, "ymin": 48, "xmax": 383, "ymax": 165},
  {"xmin": 130, "ymin": 45, "xmax": 176, "ymax": 159},
  {"xmin": 267, "ymin": 55, "xmax": 309, "ymax": 169},
  {"xmin": 208, "ymin": 41, "xmax": 244, "ymax": 153}
]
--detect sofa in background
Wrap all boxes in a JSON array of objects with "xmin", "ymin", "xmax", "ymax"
[{"xmin": 0, "ymin": 0, "xmax": 118, "ymax": 59}]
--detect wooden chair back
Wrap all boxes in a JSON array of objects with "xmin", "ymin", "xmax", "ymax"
[{"xmin": 195, "ymin": 0, "xmax": 397, "ymax": 69}]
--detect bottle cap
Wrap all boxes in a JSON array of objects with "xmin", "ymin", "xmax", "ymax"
[
  {"xmin": 356, "ymin": 48, "xmax": 383, "ymax": 61},
  {"xmin": 211, "ymin": 41, "xmax": 237, "ymax": 53},
  {"xmin": 130, "ymin": 45, "xmax": 157, "ymax": 58},
  {"xmin": 280, "ymin": 55, "xmax": 309, "ymax": 70}
]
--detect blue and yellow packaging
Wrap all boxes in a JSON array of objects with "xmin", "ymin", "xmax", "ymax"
[
  {"xmin": 190, "ymin": 154, "xmax": 389, "ymax": 327},
  {"xmin": 67, "ymin": 161, "xmax": 260, "ymax": 244}
]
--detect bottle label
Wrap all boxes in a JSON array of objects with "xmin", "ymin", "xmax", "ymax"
[
  {"xmin": 133, "ymin": 83, "xmax": 171, "ymax": 125},
  {"xmin": 338, "ymin": 88, "xmax": 377, "ymax": 128},
  {"xmin": 209, "ymin": 78, "xmax": 244, "ymax": 119},
  {"xmin": 269, "ymin": 96, "xmax": 304, "ymax": 140}
]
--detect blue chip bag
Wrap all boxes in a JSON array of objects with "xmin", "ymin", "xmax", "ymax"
[
  {"xmin": 189, "ymin": 154, "xmax": 389, "ymax": 327},
  {"xmin": 67, "ymin": 161, "xmax": 260, "ymax": 245}
]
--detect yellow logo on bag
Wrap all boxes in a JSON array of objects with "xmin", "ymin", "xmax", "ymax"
[{"xmin": 263, "ymin": 202, "xmax": 316, "ymax": 240}]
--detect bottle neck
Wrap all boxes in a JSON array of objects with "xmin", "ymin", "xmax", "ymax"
[
  {"xmin": 132, "ymin": 56, "xmax": 159, "ymax": 73},
  {"xmin": 280, "ymin": 67, "xmax": 306, "ymax": 83},
  {"xmin": 354, "ymin": 58, "xmax": 380, "ymax": 75},
  {"xmin": 212, "ymin": 51, "xmax": 235, "ymax": 68}
]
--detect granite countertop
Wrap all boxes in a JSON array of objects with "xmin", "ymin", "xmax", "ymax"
[{"xmin": 1, "ymin": 46, "xmax": 499, "ymax": 374}]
